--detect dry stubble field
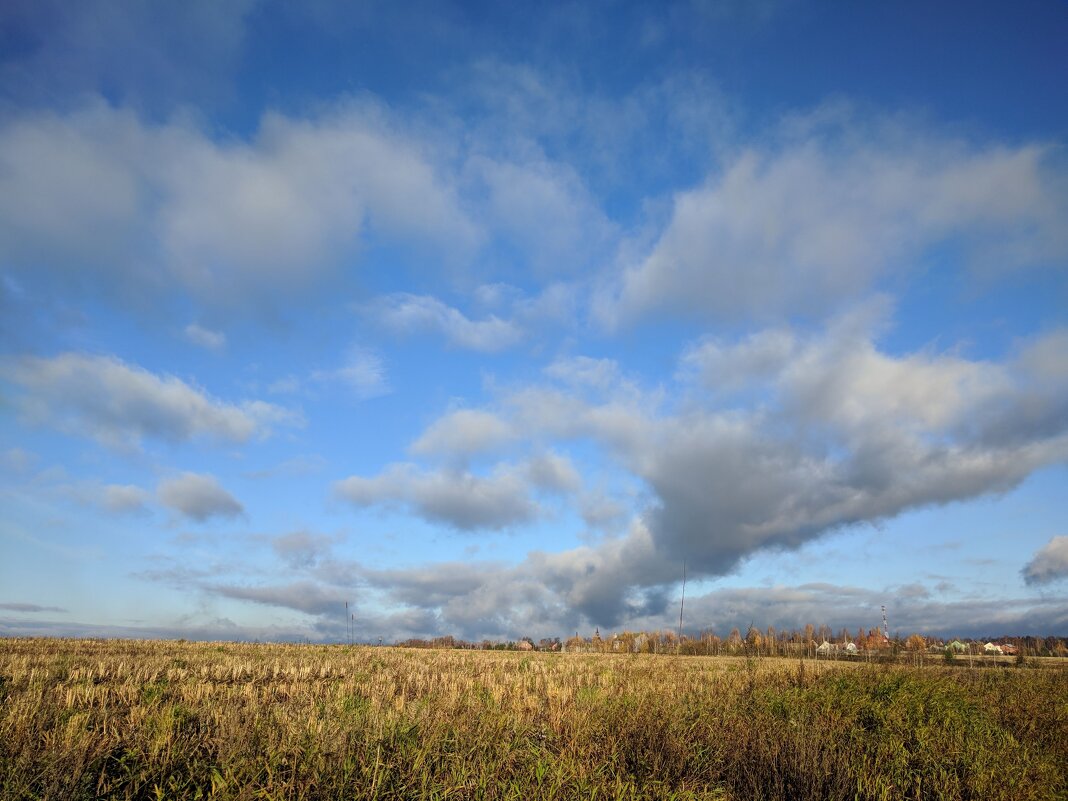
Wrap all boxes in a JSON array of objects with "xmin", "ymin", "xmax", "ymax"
[{"xmin": 1, "ymin": 638, "xmax": 1066, "ymax": 800}]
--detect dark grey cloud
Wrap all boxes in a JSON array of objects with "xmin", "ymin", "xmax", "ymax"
[
  {"xmin": 158, "ymin": 473, "xmax": 243, "ymax": 522},
  {"xmin": 1022, "ymin": 536, "xmax": 1068, "ymax": 586}
]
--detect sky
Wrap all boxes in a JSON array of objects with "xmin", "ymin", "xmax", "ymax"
[{"xmin": 1, "ymin": 0, "xmax": 1067, "ymax": 644}]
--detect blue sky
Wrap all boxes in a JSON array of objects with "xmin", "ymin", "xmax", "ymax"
[{"xmin": 2, "ymin": 0, "xmax": 1067, "ymax": 643}]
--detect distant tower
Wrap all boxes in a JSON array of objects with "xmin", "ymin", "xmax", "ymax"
[{"xmin": 881, "ymin": 605, "xmax": 889, "ymax": 640}]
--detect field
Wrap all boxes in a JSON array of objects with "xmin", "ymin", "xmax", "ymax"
[{"xmin": 1, "ymin": 639, "xmax": 1066, "ymax": 800}]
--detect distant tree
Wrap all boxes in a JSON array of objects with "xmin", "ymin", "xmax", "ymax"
[
  {"xmin": 906, "ymin": 634, "xmax": 925, "ymax": 651},
  {"xmin": 727, "ymin": 628, "xmax": 742, "ymax": 652}
]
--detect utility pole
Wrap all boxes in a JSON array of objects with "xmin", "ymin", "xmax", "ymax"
[{"xmin": 677, "ymin": 561, "xmax": 687, "ymax": 655}]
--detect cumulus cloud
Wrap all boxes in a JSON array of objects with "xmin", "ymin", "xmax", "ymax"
[
  {"xmin": 431, "ymin": 318, "xmax": 1068, "ymax": 626},
  {"xmin": 638, "ymin": 331, "xmax": 1065, "ymax": 578},
  {"xmin": 102, "ymin": 484, "xmax": 151, "ymax": 515},
  {"xmin": 681, "ymin": 329, "xmax": 797, "ymax": 393},
  {"xmin": 158, "ymin": 473, "xmax": 243, "ymax": 522},
  {"xmin": 1022, "ymin": 537, "xmax": 1068, "ymax": 586},
  {"xmin": 525, "ymin": 451, "xmax": 582, "ymax": 493},
  {"xmin": 578, "ymin": 491, "xmax": 630, "ymax": 532},
  {"xmin": 545, "ymin": 356, "xmax": 624, "ymax": 392},
  {"xmin": 464, "ymin": 153, "xmax": 617, "ymax": 276},
  {"xmin": 409, "ymin": 409, "xmax": 515, "ymax": 459},
  {"xmin": 183, "ymin": 323, "xmax": 226, "ymax": 350},
  {"xmin": 345, "ymin": 554, "xmax": 1068, "ymax": 641},
  {"xmin": 596, "ymin": 112, "xmax": 1068, "ymax": 326},
  {"xmin": 0, "ymin": 101, "xmax": 479, "ymax": 308},
  {"xmin": 369, "ymin": 293, "xmax": 523, "ymax": 352},
  {"xmin": 335, "ymin": 463, "xmax": 538, "ymax": 531},
  {"xmin": 603, "ymin": 322, "xmax": 1064, "ymax": 581},
  {"xmin": 2, "ymin": 352, "xmax": 295, "ymax": 448}
]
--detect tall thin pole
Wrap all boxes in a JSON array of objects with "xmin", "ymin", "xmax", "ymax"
[{"xmin": 677, "ymin": 561, "xmax": 687, "ymax": 654}]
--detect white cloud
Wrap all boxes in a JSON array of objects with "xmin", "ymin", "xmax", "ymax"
[
  {"xmin": 525, "ymin": 451, "xmax": 582, "ymax": 494},
  {"xmin": 102, "ymin": 484, "xmax": 151, "ymax": 514},
  {"xmin": 313, "ymin": 346, "xmax": 389, "ymax": 399},
  {"xmin": 464, "ymin": 153, "xmax": 616, "ymax": 276},
  {"xmin": 272, "ymin": 531, "xmax": 334, "ymax": 570},
  {"xmin": 475, "ymin": 319, "xmax": 1068, "ymax": 619},
  {"xmin": 409, "ymin": 409, "xmax": 515, "ymax": 459},
  {"xmin": 0, "ymin": 101, "xmax": 480, "ymax": 308},
  {"xmin": 157, "ymin": 472, "xmax": 243, "ymax": 522},
  {"xmin": 596, "ymin": 112, "xmax": 1068, "ymax": 326},
  {"xmin": 208, "ymin": 581, "xmax": 347, "ymax": 617},
  {"xmin": 2, "ymin": 352, "xmax": 296, "ymax": 448},
  {"xmin": 1022, "ymin": 536, "xmax": 1068, "ymax": 586},
  {"xmin": 335, "ymin": 463, "xmax": 538, "ymax": 531},
  {"xmin": 681, "ymin": 329, "xmax": 796, "ymax": 393},
  {"xmin": 183, "ymin": 323, "xmax": 226, "ymax": 350},
  {"xmin": 370, "ymin": 293, "xmax": 523, "ymax": 352},
  {"xmin": 545, "ymin": 356, "xmax": 622, "ymax": 391},
  {"xmin": 1, "ymin": 447, "xmax": 38, "ymax": 473}
]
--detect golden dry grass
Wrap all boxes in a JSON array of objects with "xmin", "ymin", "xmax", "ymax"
[{"xmin": 1, "ymin": 638, "xmax": 1065, "ymax": 800}]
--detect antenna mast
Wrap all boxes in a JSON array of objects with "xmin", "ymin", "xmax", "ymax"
[{"xmin": 881, "ymin": 604, "xmax": 889, "ymax": 640}]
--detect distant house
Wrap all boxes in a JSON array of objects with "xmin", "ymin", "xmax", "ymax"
[
  {"xmin": 843, "ymin": 642, "xmax": 858, "ymax": 655},
  {"xmin": 1000, "ymin": 643, "xmax": 1019, "ymax": 656},
  {"xmin": 983, "ymin": 642, "xmax": 1003, "ymax": 655},
  {"xmin": 947, "ymin": 640, "xmax": 967, "ymax": 653},
  {"xmin": 516, "ymin": 640, "xmax": 534, "ymax": 651},
  {"xmin": 816, "ymin": 641, "xmax": 835, "ymax": 655}
]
